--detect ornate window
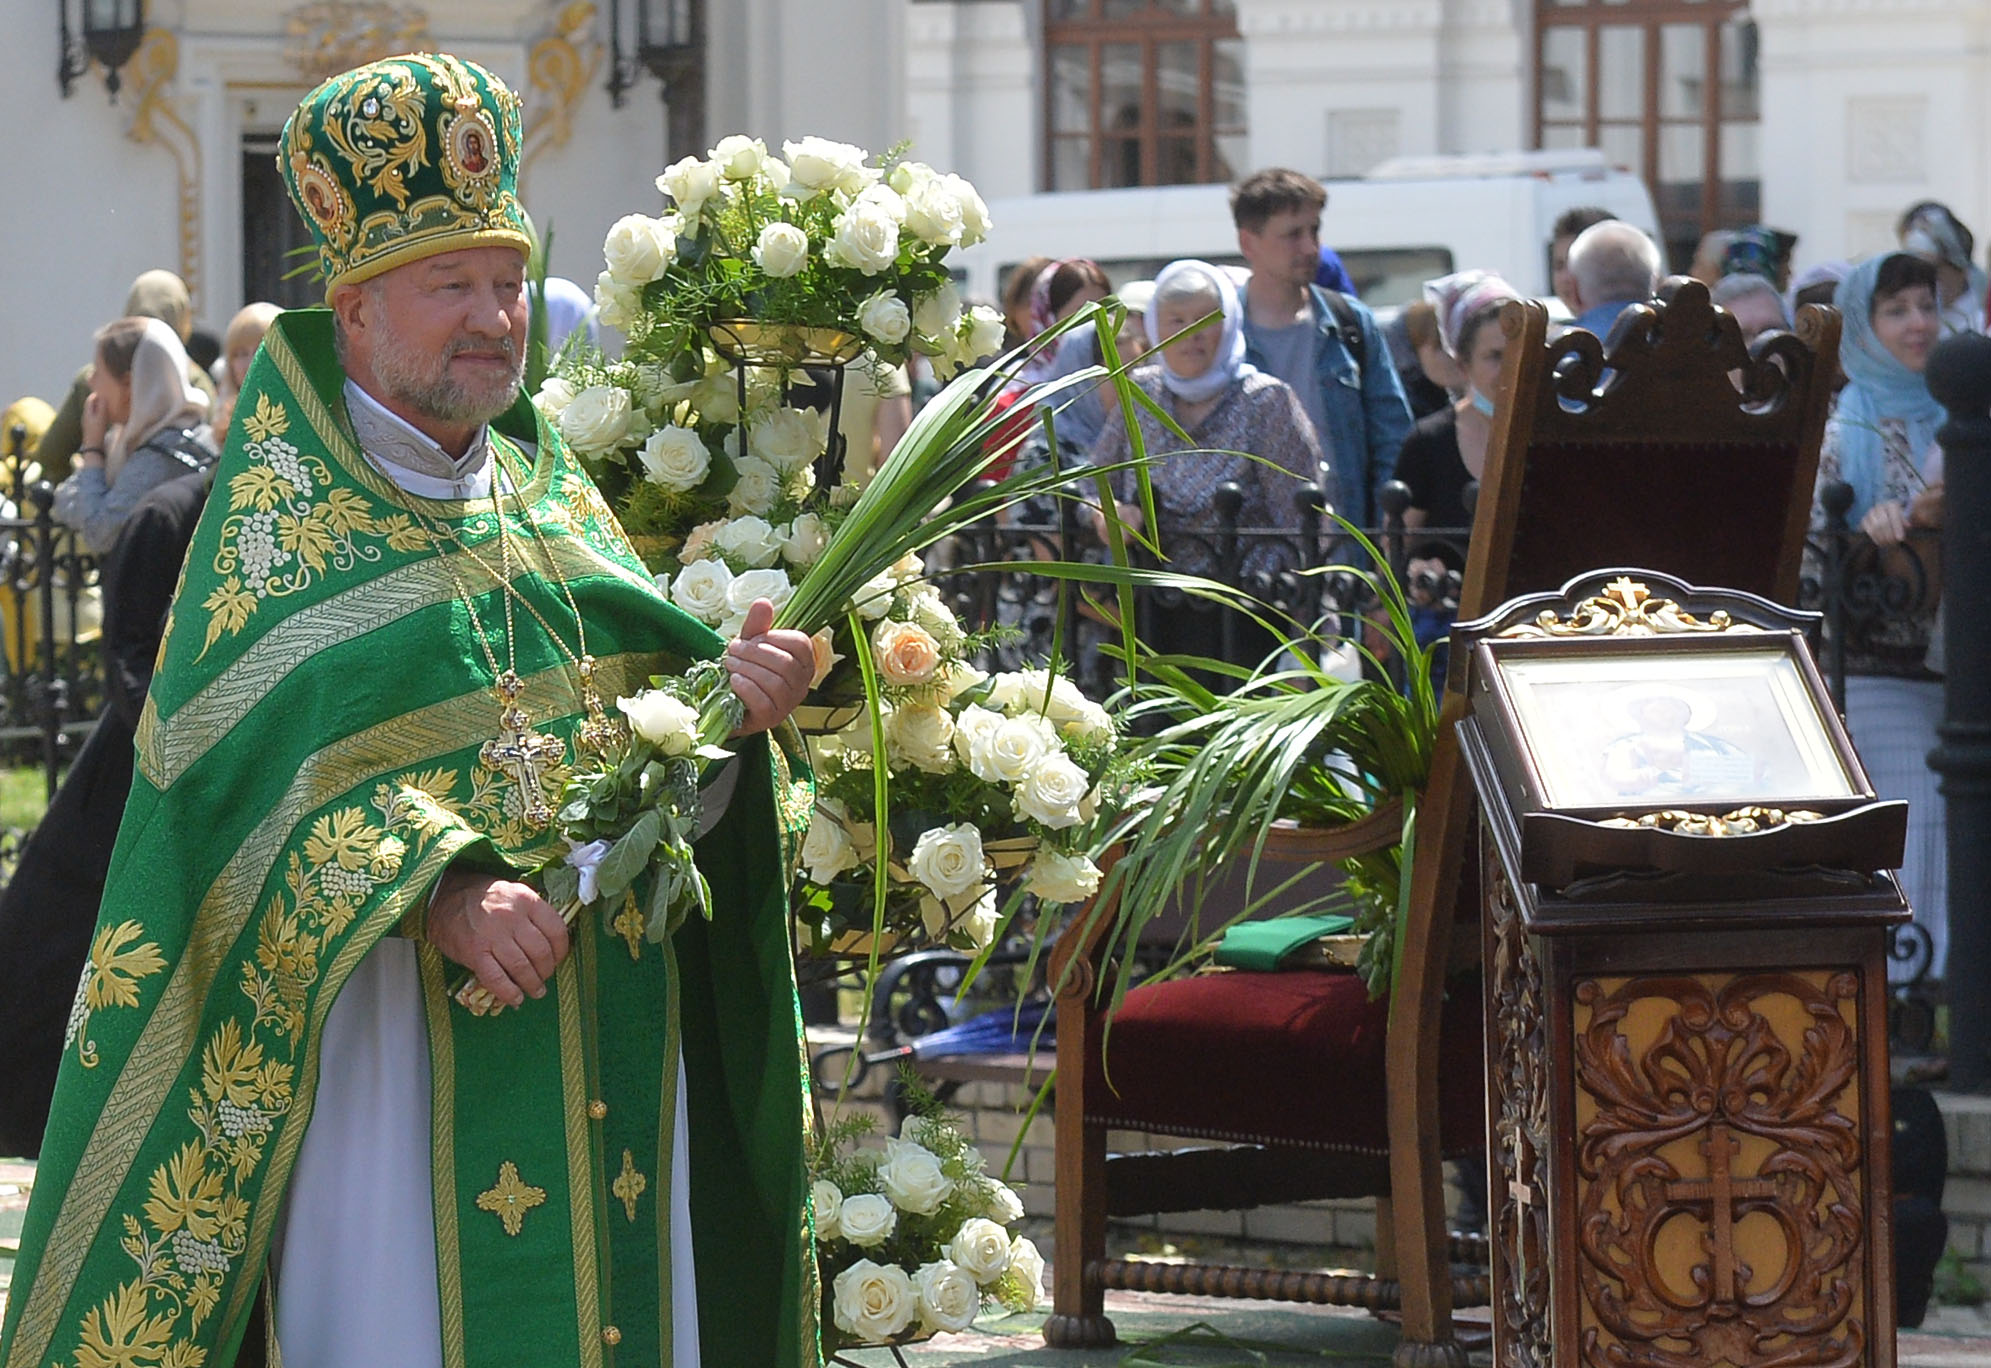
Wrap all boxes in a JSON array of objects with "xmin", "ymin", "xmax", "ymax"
[
  {"xmin": 1535, "ymin": 0, "xmax": 1760, "ymax": 268},
  {"xmin": 1044, "ymin": 0, "xmax": 1246, "ymax": 192}
]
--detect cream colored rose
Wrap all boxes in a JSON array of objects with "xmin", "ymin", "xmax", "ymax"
[
  {"xmin": 592, "ymin": 271, "xmax": 641, "ymax": 331},
  {"xmin": 532, "ymin": 375, "xmax": 575, "ymax": 421},
  {"xmin": 904, "ymin": 176, "xmax": 968, "ymax": 247},
  {"xmin": 669, "ymin": 557, "xmax": 733, "ymax": 624},
  {"xmin": 959, "ymin": 886, "xmax": 999, "ymax": 951},
  {"xmin": 885, "ymin": 704, "xmax": 956, "ymax": 775},
  {"xmin": 556, "ymin": 384, "xmax": 635, "ymax": 455},
  {"xmin": 802, "ymin": 802, "xmax": 860, "ymax": 884},
  {"xmin": 837, "ymin": 1193, "xmax": 897, "ymax": 1248},
  {"xmin": 907, "ymin": 823, "xmax": 985, "ymax": 900},
  {"xmin": 616, "ymin": 689, "xmax": 698, "ymax": 755},
  {"xmin": 712, "ymin": 515, "xmax": 783, "ymax": 568},
  {"xmin": 889, "ymin": 551, "xmax": 925, "ymax": 583},
  {"xmin": 826, "ymin": 193, "xmax": 904, "ymax": 276},
  {"xmin": 947, "ymin": 1218, "xmax": 1014, "ymax": 1285},
  {"xmin": 914, "ymin": 1260, "xmax": 981, "ymax": 1334},
  {"xmin": 982, "ymin": 1180, "xmax": 1025, "ymax": 1225},
  {"xmin": 677, "ymin": 519, "xmax": 725, "ymax": 565},
  {"xmin": 833, "ymin": 1259, "xmax": 916, "ymax": 1343},
  {"xmin": 637, "ymin": 424, "xmax": 711, "ymax": 492},
  {"xmin": 1016, "ymin": 753, "xmax": 1091, "ymax": 830},
  {"xmin": 1025, "ymin": 848, "xmax": 1102, "ymax": 905},
  {"xmin": 781, "ymin": 512, "xmax": 829, "ymax": 568},
  {"xmin": 851, "ymin": 572, "xmax": 897, "ymax": 621},
  {"xmin": 753, "ymin": 221, "xmax": 810, "ymax": 278},
  {"xmin": 808, "ymin": 626, "xmax": 844, "ymax": 687},
  {"xmin": 656, "ymin": 154, "xmax": 722, "ymax": 216},
  {"xmin": 906, "ymin": 587, "xmax": 966, "ymax": 650},
  {"xmin": 812, "ymin": 1178, "xmax": 844, "ymax": 1241},
  {"xmin": 709, "ymin": 133, "xmax": 769, "ymax": 181},
  {"xmin": 913, "ymin": 281, "xmax": 963, "ymax": 339},
  {"xmin": 688, "ymin": 371, "xmax": 739, "ymax": 425},
  {"xmin": 858, "ymin": 290, "xmax": 913, "ymax": 346},
  {"xmin": 937, "ymin": 661, "xmax": 988, "ymax": 703},
  {"xmin": 1002, "ymin": 1236, "xmax": 1046, "ymax": 1310},
  {"xmin": 603, "ymin": 213, "xmax": 677, "ymax": 284},
  {"xmin": 984, "ymin": 713, "xmax": 1061, "ymax": 785},
  {"xmin": 962, "ymin": 305, "xmax": 1006, "ymax": 361},
  {"xmin": 952, "ymin": 704, "xmax": 1005, "ymax": 778},
  {"xmin": 727, "ymin": 455, "xmax": 782, "ymax": 516},
  {"xmin": 872, "ymin": 619, "xmax": 942, "ymax": 687},
  {"xmin": 878, "ymin": 1140, "xmax": 955, "ymax": 1215},
  {"xmin": 751, "ymin": 407, "xmax": 829, "ymax": 473},
  {"xmin": 783, "ymin": 136, "xmax": 871, "ymax": 198}
]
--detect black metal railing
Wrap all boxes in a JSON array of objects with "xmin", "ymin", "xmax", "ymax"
[{"xmin": 0, "ymin": 474, "xmax": 105, "ymax": 805}]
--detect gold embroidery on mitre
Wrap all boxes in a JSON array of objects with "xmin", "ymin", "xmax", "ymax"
[
  {"xmin": 611, "ymin": 1149, "xmax": 647, "ymax": 1223},
  {"xmin": 475, "ymin": 1160, "xmax": 547, "ymax": 1237}
]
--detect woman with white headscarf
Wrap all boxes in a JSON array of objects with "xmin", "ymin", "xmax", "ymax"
[
  {"xmin": 1090, "ymin": 258, "xmax": 1324, "ymax": 669},
  {"xmin": 53, "ymin": 316, "xmax": 217, "ymax": 553},
  {"xmin": 1898, "ymin": 202, "xmax": 1987, "ymax": 337}
]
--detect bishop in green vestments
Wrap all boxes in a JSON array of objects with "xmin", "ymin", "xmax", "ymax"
[{"xmin": 0, "ymin": 53, "xmax": 823, "ymax": 1368}]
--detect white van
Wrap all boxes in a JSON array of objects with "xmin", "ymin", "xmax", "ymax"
[{"xmin": 954, "ymin": 148, "xmax": 1660, "ymax": 310}]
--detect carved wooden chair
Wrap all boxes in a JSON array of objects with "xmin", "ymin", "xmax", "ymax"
[{"xmin": 1044, "ymin": 280, "xmax": 1842, "ymax": 1368}]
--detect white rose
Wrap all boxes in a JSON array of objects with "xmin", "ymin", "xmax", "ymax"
[
  {"xmin": 878, "ymin": 1140, "xmax": 955, "ymax": 1215},
  {"xmin": 678, "ymin": 518, "xmax": 725, "ymax": 565},
  {"xmin": 858, "ymin": 290, "xmax": 912, "ymax": 346},
  {"xmin": 812, "ymin": 1178, "xmax": 844, "ymax": 1242},
  {"xmin": 913, "ymin": 1260, "xmax": 981, "ymax": 1335},
  {"xmin": 727, "ymin": 455, "xmax": 782, "ymax": 516},
  {"xmin": 962, "ymin": 305, "xmax": 1006, "ymax": 362},
  {"xmin": 984, "ymin": 713, "xmax": 1060, "ymax": 785},
  {"xmin": 871, "ymin": 619, "xmax": 943, "ymax": 687},
  {"xmin": 851, "ymin": 572, "xmax": 897, "ymax": 620},
  {"xmin": 832, "ymin": 1259, "xmax": 917, "ymax": 1343},
  {"xmin": 952, "ymin": 704, "xmax": 1005, "ymax": 776},
  {"xmin": 725, "ymin": 566, "xmax": 795, "ymax": 625},
  {"xmin": 669, "ymin": 557, "xmax": 734, "ymax": 624},
  {"xmin": 593, "ymin": 271, "xmax": 642, "ymax": 330},
  {"xmin": 913, "ymin": 281, "xmax": 963, "ymax": 339},
  {"xmin": 1003, "ymin": 1236, "xmax": 1046, "ymax": 1310},
  {"xmin": 781, "ymin": 512, "xmax": 829, "ymax": 568},
  {"xmin": 899, "ymin": 1114, "xmax": 943, "ymax": 1147},
  {"xmin": 947, "ymin": 1218, "xmax": 1014, "ymax": 1285},
  {"xmin": 556, "ymin": 385, "xmax": 635, "ymax": 455},
  {"xmin": 903, "ymin": 176, "xmax": 968, "ymax": 247},
  {"xmin": 532, "ymin": 375, "xmax": 576, "ymax": 421},
  {"xmin": 836, "ymin": 1193, "xmax": 897, "ymax": 1248},
  {"xmin": 939, "ymin": 173, "xmax": 991, "ymax": 247},
  {"xmin": 985, "ymin": 670, "xmax": 1042, "ymax": 713},
  {"xmin": 602, "ymin": 213, "xmax": 677, "ymax": 284},
  {"xmin": 1061, "ymin": 699, "xmax": 1115, "ymax": 744},
  {"xmin": 636, "ymin": 424, "xmax": 711, "ymax": 492},
  {"xmin": 688, "ymin": 372, "xmax": 740, "ymax": 425},
  {"xmin": 1016, "ymin": 753, "xmax": 1091, "ymax": 830},
  {"xmin": 885, "ymin": 704, "xmax": 956, "ymax": 775},
  {"xmin": 711, "ymin": 514, "xmax": 783, "ymax": 568},
  {"xmin": 905, "ymin": 586, "xmax": 965, "ymax": 649},
  {"xmin": 656, "ymin": 155, "xmax": 722, "ymax": 217},
  {"xmin": 937, "ymin": 660, "xmax": 988, "ymax": 703},
  {"xmin": 802, "ymin": 803, "xmax": 860, "ymax": 884},
  {"xmin": 1026, "ymin": 848, "xmax": 1102, "ymax": 905},
  {"xmin": 907, "ymin": 823, "xmax": 985, "ymax": 900},
  {"xmin": 616, "ymin": 689, "xmax": 699, "ymax": 755},
  {"xmin": 783, "ymin": 136, "xmax": 871, "ymax": 198},
  {"xmin": 889, "ymin": 551, "xmax": 925, "ymax": 583},
  {"xmin": 887, "ymin": 159, "xmax": 936, "ymax": 197},
  {"xmin": 753, "ymin": 221, "xmax": 810, "ymax": 279},
  {"xmin": 751, "ymin": 407, "xmax": 829, "ymax": 473},
  {"xmin": 826, "ymin": 195, "xmax": 904, "ymax": 276},
  {"xmin": 709, "ymin": 133, "xmax": 769, "ymax": 181},
  {"xmin": 983, "ymin": 1181, "xmax": 1025, "ymax": 1225},
  {"xmin": 959, "ymin": 885, "xmax": 998, "ymax": 951}
]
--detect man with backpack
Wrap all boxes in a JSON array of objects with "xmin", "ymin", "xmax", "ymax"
[{"xmin": 1234, "ymin": 168, "xmax": 1413, "ymax": 528}]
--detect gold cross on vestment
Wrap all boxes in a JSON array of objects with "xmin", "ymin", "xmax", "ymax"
[
  {"xmin": 476, "ymin": 1160, "xmax": 547, "ymax": 1237},
  {"xmin": 613, "ymin": 1148, "xmax": 648, "ymax": 1223},
  {"xmin": 482, "ymin": 672, "xmax": 564, "ymax": 828}
]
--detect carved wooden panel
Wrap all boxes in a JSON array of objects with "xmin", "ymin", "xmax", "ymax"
[
  {"xmin": 1570, "ymin": 969, "xmax": 1868, "ymax": 1368},
  {"xmin": 1486, "ymin": 846, "xmax": 1554, "ymax": 1368}
]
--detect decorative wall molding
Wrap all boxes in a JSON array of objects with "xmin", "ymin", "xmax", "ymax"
[
  {"xmin": 1237, "ymin": 0, "xmax": 1443, "ymax": 38},
  {"xmin": 283, "ymin": 3, "xmax": 432, "ymax": 84},
  {"xmin": 124, "ymin": 31, "xmax": 205, "ymax": 305},
  {"xmin": 1846, "ymin": 95, "xmax": 1927, "ymax": 183},
  {"xmin": 521, "ymin": 0, "xmax": 602, "ymax": 197},
  {"xmin": 1325, "ymin": 108, "xmax": 1401, "ymax": 177}
]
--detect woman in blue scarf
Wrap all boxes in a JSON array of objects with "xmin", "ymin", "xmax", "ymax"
[{"xmin": 1815, "ymin": 249, "xmax": 1948, "ymax": 982}]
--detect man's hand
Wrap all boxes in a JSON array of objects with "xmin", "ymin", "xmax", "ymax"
[
  {"xmin": 727, "ymin": 596, "xmax": 815, "ymax": 736},
  {"xmin": 427, "ymin": 870, "xmax": 571, "ymax": 1008}
]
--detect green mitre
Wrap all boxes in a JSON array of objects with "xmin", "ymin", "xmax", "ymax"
[{"xmin": 279, "ymin": 51, "xmax": 532, "ymax": 293}]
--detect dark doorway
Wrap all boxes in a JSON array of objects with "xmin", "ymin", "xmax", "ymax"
[{"xmin": 242, "ymin": 135, "xmax": 320, "ymax": 311}]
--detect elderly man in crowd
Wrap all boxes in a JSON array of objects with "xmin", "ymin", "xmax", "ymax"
[
  {"xmin": 1565, "ymin": 219, "xmax": 1664, "ymax": 338},
  {"xmin": 0, "ymin": 53, "xmax": 819, "ymax": 1368},
  {"xmin": 1712, "ymin": 272, "xmax": 1794, "ymax": 349}
]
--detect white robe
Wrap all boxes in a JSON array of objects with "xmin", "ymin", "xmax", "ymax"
[{"xmin": 272, "ymin": 391, "xmax": 702, "ymax": 1368}]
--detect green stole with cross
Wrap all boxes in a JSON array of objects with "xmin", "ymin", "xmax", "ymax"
[{"xmin": 0, "ymin": 309, "xmax": 821, "ymax": 1368}]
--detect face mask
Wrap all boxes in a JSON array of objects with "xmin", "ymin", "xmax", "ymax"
[{"xmin": 1469, "ymin": 387, "xmax": 1496, "ymax": 417}]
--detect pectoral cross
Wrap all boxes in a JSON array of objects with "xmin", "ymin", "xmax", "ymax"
[
  {"xmin": 483, "ymin": 672, "xmax": 565, "ymax": 828},
  {"xmin": 1663, "ymin": 1121, "xmax": 1779, "ymax": 1306}
]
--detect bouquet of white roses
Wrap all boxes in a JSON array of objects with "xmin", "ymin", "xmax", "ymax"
[
  {"xmin": 798, "ymin": 663, "xmax": 1113, "ymax": 956},
  {"xmin": 812, "ymin": 1075, "xmax": 1043, "ymax": 1348}
]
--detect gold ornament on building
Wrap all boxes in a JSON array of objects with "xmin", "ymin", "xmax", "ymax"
[{"xmin": 285, "ymin": 3, "xmax": 433, "ymax": 84}]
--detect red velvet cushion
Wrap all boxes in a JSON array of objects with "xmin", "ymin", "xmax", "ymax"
[{"xmin": 1083, "ymin": 969, "xmax": 1484, "ymax": 1158}]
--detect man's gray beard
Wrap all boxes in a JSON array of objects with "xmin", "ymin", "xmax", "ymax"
[{"xmin": 372, "ymin": 330, "xmax": 522, "ymax": 426}]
